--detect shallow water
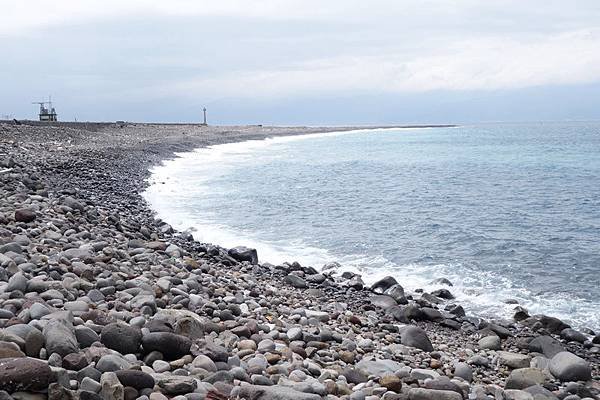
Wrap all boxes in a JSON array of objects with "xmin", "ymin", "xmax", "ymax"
[{"xmin": 144, "ymin": 122, "xmax": 600, "ymax": 331}]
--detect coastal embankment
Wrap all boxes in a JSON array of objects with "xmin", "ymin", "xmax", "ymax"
[{"xmin": 0, "ymin": 120, "xmax": 597, "ymax": 400}]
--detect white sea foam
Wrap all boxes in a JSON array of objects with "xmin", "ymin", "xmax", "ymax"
[{"xmin": 144, "ymin": 127, "xmax": 600, "ymax": 332}]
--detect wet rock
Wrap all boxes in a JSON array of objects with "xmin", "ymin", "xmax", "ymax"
[
  {"xmin": 384, "ymin": 284, "xmax": 407, "ymax": 304},
  {"xmin": 560, "ymin": 328, "xmax": 587, "ymax": 343},
  {"xmin": 228, "ymin": 246, "xmax": 258, "ymax": 265},
  {"xmin": 371, "ymin": 276, "xmax": 398, "ymax": 293},
  {"xmin": 431, "ymin": 288, "xmax": 454, "ymax": 300},
  {"xmin": 0, "ymin": 357, "xmax": 51, "ymax": 392}
]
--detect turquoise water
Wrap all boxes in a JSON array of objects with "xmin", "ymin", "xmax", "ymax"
[{"xmin": 145, "ymin": 123, "xmax": 600, "ymax": 331}]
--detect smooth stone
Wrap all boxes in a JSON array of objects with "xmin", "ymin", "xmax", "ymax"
[
  {"xmin": 285, "ymin": 275, "xmax": 308, "ymax": 289},
  {"xmin": 115, "ymin": 369, "xmax": 155, "ymax": 390},
  {"xmin": 29, "ymin": 303, "xmax": 51, "ymax": 320},
  {"xmin": 379, "ymin": 374, "xmax": 402, "ymax": 392},
  {"xmin": 153, "ymin": 360, "xmax": 170, "ymax": 372},
  {"xmin": 505, "ymin": 368, "xmax": 546, "ymax": 389},
  {"xmin": 453, "ymin": 362, "xmax": 473, "ymax": 382},
  {"xmin": 560, "ymin": 328, "xmax": 588, "ymax": 344},
  {"xmin": 497, "ymin": 351, "xmax": 531, "ymax": 369},
  {"xmin": 80, "ymin": 376, "xmax": 102, "ymax": 393},
  {"xmin": 14, "ymin": 208, "xmax": 36, "ymax": 223},
  {"xmin": 6, "ymin": 272, "xmax": 28, "ymax": 292},
  {"xmin": 371, "ymin": 276, "xmax": 398, "ymax": 293},
  {"xmin": 43, "ymin": 318, "xmax": 79, "ymax": 357},
  {"xmin": 408, "ymin": 388, "xmax": 462, "ymax": 400},
  {"xmin": 192, "ymin": 355, "xmax": 217, "ymax": 372},
  {"xmin": 528, "ymin": 335, "xmax": 566, "ymax": 358},
  {"xmin": 479, "ymin": 335, "xmax": 501, "ymax": 350},
  {"xmin": 96, "ymin": 354, "xmax": 132, "ymax": 372},
  {"xmin": 228, "ymin": 246, "xmax": 258, "ymax": 264},
  {"xmin": 549, "ymin": 351, "xmax": 592, "ymax": 382},
  {"xmin": 356, "ymin": 359, "xmax": 404, "ymax": 378},
  {"xmin": 157, "ymin": 375, "xmax": 197, "ymax": 395},
  {"xmin": 0, "ymin": 341, "xmax": 25, "ymax": 358},
  {"xmin": 75, "ymin": 325, "xmax": 101, "ymax": 348},
  {"xmin": 101, "ymin": 323, "xmax": 142, "ymax": 354},
  {"xmin": 400, "ymin": 326, "xmax": 433, "ymax": 352},
  {"xmin": 141, "ymin": 332, "xmax": 191, "ymax": 360},
  {"xmin": 237, "ymin": 384, "xmax": 321, "ymax": 399}
]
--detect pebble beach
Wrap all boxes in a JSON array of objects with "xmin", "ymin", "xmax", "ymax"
[{"xmin": 0, "ymin": 120, "xmax": 598, "ymax": 400}]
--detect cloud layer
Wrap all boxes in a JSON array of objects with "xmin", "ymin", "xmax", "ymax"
[{"xmin": 1, "ymin": 0, "xmax": 600, "ymax": 122}]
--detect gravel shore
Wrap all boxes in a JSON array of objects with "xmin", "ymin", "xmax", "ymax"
[{"xmin": 0, "ymin": 121, "xmax": 598, "ymax": 400}]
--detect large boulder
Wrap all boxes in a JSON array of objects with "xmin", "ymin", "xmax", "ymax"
[
  {"xmin": 0, "ymin": 357, "xmax": 52, "ymax": 392},
  {"xmin": 560, "ymin": 328, "xmax": 587, "ymax": 343},
  {"xmin": 371, "ymin": 276, "xmax": 398, "ymax": 293},
  {"xmin": 505, "ymin": 368, "xmax": 546, "ymax": 389},
  {"xmin": 228, "ymin": 246, "xmax": 258, "ymax": 264},
  {"xmin": 549, "ymin": 351, "xmax": 591, "ymax": 382},
  {"xmin": 528, "ymin": 335, "xmax": 565, "ymax": 358},
  {"xmin": 43, "ymin": 318, "xmax": 79, "ymax": 357},
  {"xmin": 384, "ymin": 284, "xmax": 407, "ymax": 304},
  {"xmin": 101, "ymin": 323, "xmax": 142, "ymax": 354},
  {"xmin": 538, "ymin": 315, "xmax": 570, "ymax": 334},
  {"xmin": 400, "ymin": 326, "xmax": 433, "ymax": 352}
]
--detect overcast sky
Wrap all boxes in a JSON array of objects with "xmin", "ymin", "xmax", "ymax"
[{"xmin": 2, "ymin": 0, "xmax": 600, "ymax": 124}]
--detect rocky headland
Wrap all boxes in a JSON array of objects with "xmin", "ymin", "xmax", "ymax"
[{"xmin": 0, "ymin": 121, "xmax": 598, "ymax": 400}]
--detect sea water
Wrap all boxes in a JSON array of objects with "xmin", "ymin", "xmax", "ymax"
[{"xmin": 144, "ymin": 122, "xmax": 600, "ymax": 331}]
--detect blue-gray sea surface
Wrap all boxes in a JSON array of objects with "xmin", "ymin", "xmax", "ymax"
[{"xmin": 145, "ymin": 122, "xmax": 600, "ymax": 331}]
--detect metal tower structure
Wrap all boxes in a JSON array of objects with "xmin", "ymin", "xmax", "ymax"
[{"xmin": 32, "ymin": 96, "xmax": 57, "ymax": 121}]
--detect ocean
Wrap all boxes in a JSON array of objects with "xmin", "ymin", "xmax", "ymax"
[{"xmin": 143, "ymin": 122, "xmax": 600, "ymax": 331}]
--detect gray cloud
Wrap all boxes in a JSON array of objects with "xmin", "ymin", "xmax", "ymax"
[{"xmin": 2, "ymin": 0, "xmax": 600, "ymax": 123}]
